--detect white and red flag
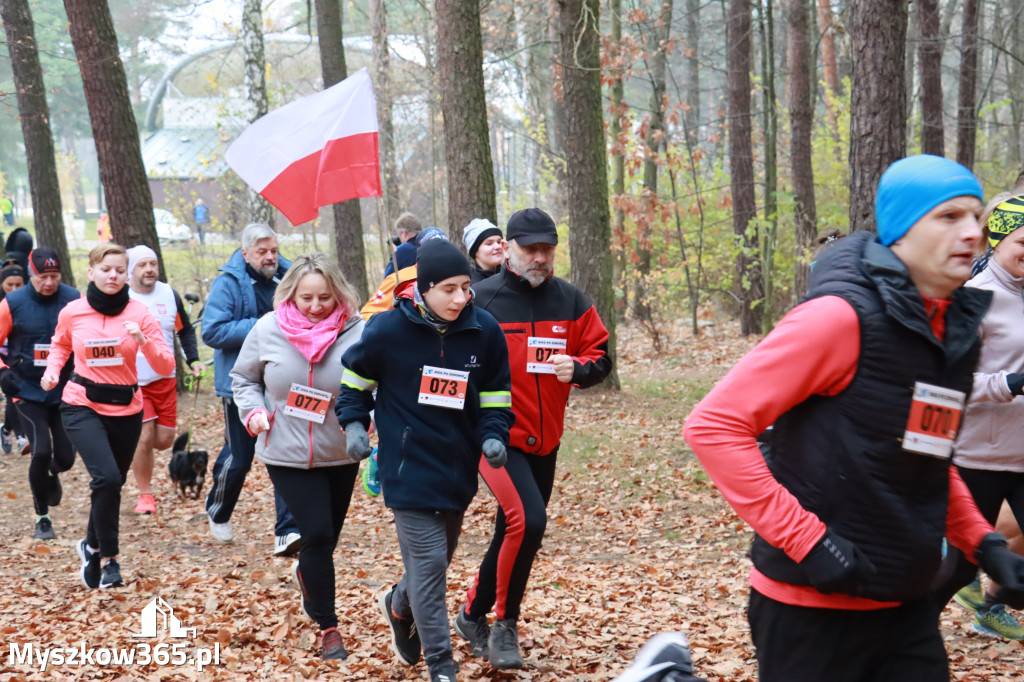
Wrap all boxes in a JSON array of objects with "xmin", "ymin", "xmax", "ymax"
[{"xmin": 225, "ymin": 68, "xmax": 381, "ymax": 226}]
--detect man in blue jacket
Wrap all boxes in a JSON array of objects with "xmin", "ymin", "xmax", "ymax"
[{"xmin": 201, "ymin": 223, "xmax": 298, "ymax": 554}]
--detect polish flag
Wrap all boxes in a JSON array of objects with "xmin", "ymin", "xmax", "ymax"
[{"xmin": 225, "ymin": 68, "xmax": 382, "ymax": 226}]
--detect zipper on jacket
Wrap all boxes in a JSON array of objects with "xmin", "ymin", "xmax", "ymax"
[
  {"xmin": 530, "ymin": 312, "xmax": 544, "ymax": 454},
  {"xmin": 398, "ymin": 426, "xmax": 410, "ymax": 476},
  {"xmin": 307, "ymin": 363, "xmax": 315, "ymax": 468}
]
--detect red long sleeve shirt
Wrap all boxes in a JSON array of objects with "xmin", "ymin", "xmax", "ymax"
[{"xmin": 683, "ymin": 295, "xmax": 992, "ymax": 610}]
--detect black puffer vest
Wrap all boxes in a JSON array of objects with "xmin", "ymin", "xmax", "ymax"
[{"xmin": 752, "ymin": 232, "xmax": 991, "ymax": 602}]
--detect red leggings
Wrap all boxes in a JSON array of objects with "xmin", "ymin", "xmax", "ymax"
[{"xmin": 464, "ymin": 446, "xmax": 557, "ymax": 621}]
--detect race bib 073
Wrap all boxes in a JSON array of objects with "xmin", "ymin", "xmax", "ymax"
[
  {"xmin": 418, "ymin": 365, "xmax": 469, "ymax": 410},
  {"xmin": 901, "ymin": 381, "xmax": 966, "ymax": 459}
]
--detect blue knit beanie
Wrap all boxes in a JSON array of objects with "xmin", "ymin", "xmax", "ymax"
[{"xmin": 875, "ymin": 154, "xmax": 983, "ymax": 246}]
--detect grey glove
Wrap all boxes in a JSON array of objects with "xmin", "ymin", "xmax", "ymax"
[
  {"xmin": 345, "ymin": 422, "xmax": 372, "ymax": 462},
  {"xmin": 482, "ymin": 438, "xmax": 507, "ymax": 468}
]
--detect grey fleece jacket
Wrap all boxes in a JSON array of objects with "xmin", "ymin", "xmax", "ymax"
[
  {"xmin": 230, "ymin": 311, "xmax": 365, "ymax": 469},
  {"xmin": 955, "ymin": 257, "xmax": 1024, "ymax": 472}
]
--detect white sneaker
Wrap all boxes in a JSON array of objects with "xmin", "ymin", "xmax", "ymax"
[
  {"xmin": 208, "ymin": 517, "xmax": 233, "ymax": 543},
  {"xmin": 274, "ymin": 532, "xmax": 301, "ymax": 556}
]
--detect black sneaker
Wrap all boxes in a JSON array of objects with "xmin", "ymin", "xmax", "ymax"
[
  {"xmin": 47, "ymin": 472, "xmax": 62, "ymax": 507},
  {"xmin": 488, "ymin": 619, "xmax": 523, "ymax": 669},
  {"xmin": 321, "ymin": 627, "xmax": 348, "ymax": 660},
  {"xmin": 454, "ymin": 606, "xmax": 490, "ymax": 658},
  {"xmin": 378, "ymin": 586, "xmax": 421, "ymax": 665},
  {"xmin": 76, "ymin": 539, "xmax": 100, "ymax": 589},
  {"xmin": 33, "ymin": 517, "xmax": 55, "ymax": 540},
  {"xmin": 429, "ymin": 659, "xmax": 459, "ymax": 682},
  {"xmin": 99, "ymin": 559, "xmax": 124, "ymax": 588}
]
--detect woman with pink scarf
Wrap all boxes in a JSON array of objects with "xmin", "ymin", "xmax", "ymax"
[{"xmin": 229, "ymin": 253, "xmax": 364, "ymax": 661}]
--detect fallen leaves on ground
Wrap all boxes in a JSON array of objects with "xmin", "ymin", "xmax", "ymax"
[{"xmin": 0, "ymin": 319, "xmax": 1020, "ymax": 680}]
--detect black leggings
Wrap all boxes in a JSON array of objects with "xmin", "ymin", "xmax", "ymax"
[
  {"xmin": 932, "ymin": 466, "xmax": 1024, "ymax": 608},
  {"xmin": 61, "ymin": 405, "xmax": 142, "ymax": 558},
  {"xmin": 17, "ymin": 400, "xmax": 74, "ymax": 516},
  {"xmin": 5, "ymin": 397, "xmax": 23, "ymax": 436},
  {"xmin": 266, "ymin": 463, "xmax": 358, "ymax": 630},
  {"xmin": 466, "ymin": 446, "xmax": 558, "ymax": 622}
]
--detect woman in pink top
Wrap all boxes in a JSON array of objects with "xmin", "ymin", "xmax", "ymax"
[{"xmin": 42, "ymin": 244, "xmax": 174, "ymax": 589}]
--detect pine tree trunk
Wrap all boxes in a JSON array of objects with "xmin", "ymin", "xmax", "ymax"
[
  {"xmin": 314, "ymin": 0, "xmax": 368, "ymax": 302},
  {"xmin": 242, "ymin": 0, "xmax": 275, "ymax": 227},
  {"xmin": 610, "ymin": 0, "xmax": 626, "ymax": 310},
  {"xmin": 435, "ymin": 0, "xmax": 496, "ymax": 240},
  {"xmin": 759, "ymin": 0, "xmax": 778, "ymax": 331},
  {"xmin": 919, "ymin": 0, "xmax": 945, "ymax": 156},
  {"xmin": 727, "ymin": 0, "xmax": 762, "ymax": 335},
  {"xmin": 685, "ymin": 0, "xmax": 700, "ymax": 142},
  {"xmin": 849, "ymin": 0, "xmax": 908, "ymax": 233},
  {"xmin": 2, "ymin": 0, "xmax": 74, "ymax": 285},
  {"xmin": 635, "ymin": 0, "xmax": 674, "ymax": 324},
  {"xmin": 956, "ymin": 0, "xmax": 980, "ymax": 170},
  {"xmin": 816, "ymin": 0, "xmax": 840, "ymax": 95},
  {"xmin": 369, "ymin": 0, "xmax": 401, "ymax": 230},
  {"xmin": 788, "ymin": 0, "xmax": 816, "ymax": 297},
  {"xmin": 559, "ymin": 0, "xmax": 619, "ymax": 388},
  {"xmin": 63, "ymin": 0, "xmax": 163, "ymax": 276}
]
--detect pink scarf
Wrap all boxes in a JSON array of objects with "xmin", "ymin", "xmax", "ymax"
[{"xmin": 276, "ymin": 300, "xmax": 349, "ymax": 363}]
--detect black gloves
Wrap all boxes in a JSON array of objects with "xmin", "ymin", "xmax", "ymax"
[
  {"xmin": 800, "ymin": 529, "xmax": 876, "ymax": 595},
  {"xmin": 0, "ymin": 368, "xmax": 18, "ymax": 395},
  {"xmin": 1007, "ymin": 373, "xmax": 1024, "ymax": 396},
  {"xmin": 482, "ymin": 438, "xmax": 507, "ymax": 468},
  {"xmin": 344, "ymin": 422, "xmax": 372, "ymax": 462},
  {"xmin": 976, "ymin": 532, "xmax": 1024, "ymax": 609}
]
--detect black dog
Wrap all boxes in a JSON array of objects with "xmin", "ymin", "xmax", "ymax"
[{"xmin": 167, "ymin": 431, "xmax": 208, "ymax": 500}]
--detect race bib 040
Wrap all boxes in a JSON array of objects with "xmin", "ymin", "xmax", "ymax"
[
  {"xmin": 418, "ymin": 365, "xmax": 469, "ymax": 410},
  {"xmin": 85, "ymin": 337, "xmax": 123, "ymax": 367},
  {"xmin": 901, "ymin": 381, "xmax": 966, "ymax": 459}
]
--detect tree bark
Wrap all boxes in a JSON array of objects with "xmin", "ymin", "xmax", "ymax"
[
  {"xmin": 242, "ymin": 0, "xmax": 275, "ymax": 227},
  {"xmin": 918, "ymin": 0, "xmax": 944, "ymax": 156},
  {"xmin": 956, "ymin": 0, "xmax": 979, "ymax": 170},
  {"xmin": 63, "ymin": 0, "xmax": 163, "ymax": 276},
  {"xmin": 369, "ymin": 0, "xmax": 401, "ymax": 231},
  {"xmin": 314, "ymin": 0, "xmax": 368, "ymax": 302},
  {"xmin": 849, "ymin": 0, "xmax": 908, "ymax": 233},
  {"xmin": 788, "ymin": 0, "xmax": 816, "ymax": 297},
  {"xmin": 816, "ymin": 0, "xmax": 840, "ymax": 96},
  {"xmin": 727, "ymin": 0, "xmax": 762, "ymax": 335},
  {"xmin": 435, "ymin": 0, "xmax": 497, "ymax": 241},
  {"xmin": 759, "ymin": 0, "xmax": 778, "ymax": 330},
  {"xmin": 559, "ymin": 0, "xmax": 619, "ymax": 388},
  {"xmin": 610, "ymin": 0, "xmax": 626, "ymax": 310},
  {"xmin": 685, "ymin": 0, "xmax": 700, "ymax": 142},
  {"xmin": 2, "ymin": 0, "xmax": 75, "ymax": 285},
  {"xmin": 636, "ymin": 0, "xmax": 674, "ymax": 323}
]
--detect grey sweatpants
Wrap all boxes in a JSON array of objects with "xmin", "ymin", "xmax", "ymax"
[{"xmin": 391, "ymin": 509, "xmax": 464, "ymax": 669}]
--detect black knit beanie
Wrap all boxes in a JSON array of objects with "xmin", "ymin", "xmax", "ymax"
[{"xmin": 417, "ymin": 238, "xmax": 471, "ymax": 293}]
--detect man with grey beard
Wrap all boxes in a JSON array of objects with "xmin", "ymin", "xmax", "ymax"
[
  {"xmin": 201, "ymin": 223, "xmax": 299, "ymax": 554},
  {"xmin": 453, "ymin": 208, "xmax": 613, "ymax": 669}
]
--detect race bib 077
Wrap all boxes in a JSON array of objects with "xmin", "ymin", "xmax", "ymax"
[
  {"xmin": 901, "ymin": 381, "xmax": 966, "ymax": 459},
  {"xmin": 283, "ymin": 384, "xmax": 332, "ymax": 424},
  {"xmin": 33, "ymin": 344, "xmax": 51, "ymax": 367}
]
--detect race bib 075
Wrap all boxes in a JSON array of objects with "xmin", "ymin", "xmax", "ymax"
[{"xmin": 526, "ymin": 337, "xmax": 567, "ymax": 374}]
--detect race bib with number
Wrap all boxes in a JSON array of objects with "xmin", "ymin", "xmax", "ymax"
[
  {"xmin": 901, "ymin": 381, "xmax": 966, "ymax": 459},
  {"xmin": 85, "ymin": 337, "xmax": 123, "ymax": 367},
  {"xmin": 418, "ymin": 366, "xmax": 469, "ymax": 410},
  {"xmin": 283, "ymin": 384, "xmax": 332, "ymax": 424},
  {"xmin": 33, "ymin": 344, "xmax": 51, "ymax": 367},
  {"xmin": 526, "ymin": 337, "xmax": 568, "ymax": 374}
]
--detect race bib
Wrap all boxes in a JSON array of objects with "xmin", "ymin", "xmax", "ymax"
[
  {"xmin": 33, "ymin": 344, "xmax": 51, "ymax": 367},
  {"xmin": 85, "ymin": 337, "xmax": 123, "ymax": 367},
  {"xmin": 901, "ymin": 381, "xmax": 966, "ymax": 459},
  {"xmin": 526, "ymin": 337, "xmax": 567, "ymax": 374},
  {"xmin": 418, "ymin": 366, "xmax": 469, "ymax": 410},
  {"xmin": 283, "ymin": 384, "xmax": 332, "ymax": 424}
]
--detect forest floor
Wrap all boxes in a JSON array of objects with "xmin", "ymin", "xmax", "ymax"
[{"xmin": 1, "ymin": 319, "xmax": 1023, "ymax": 681}]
